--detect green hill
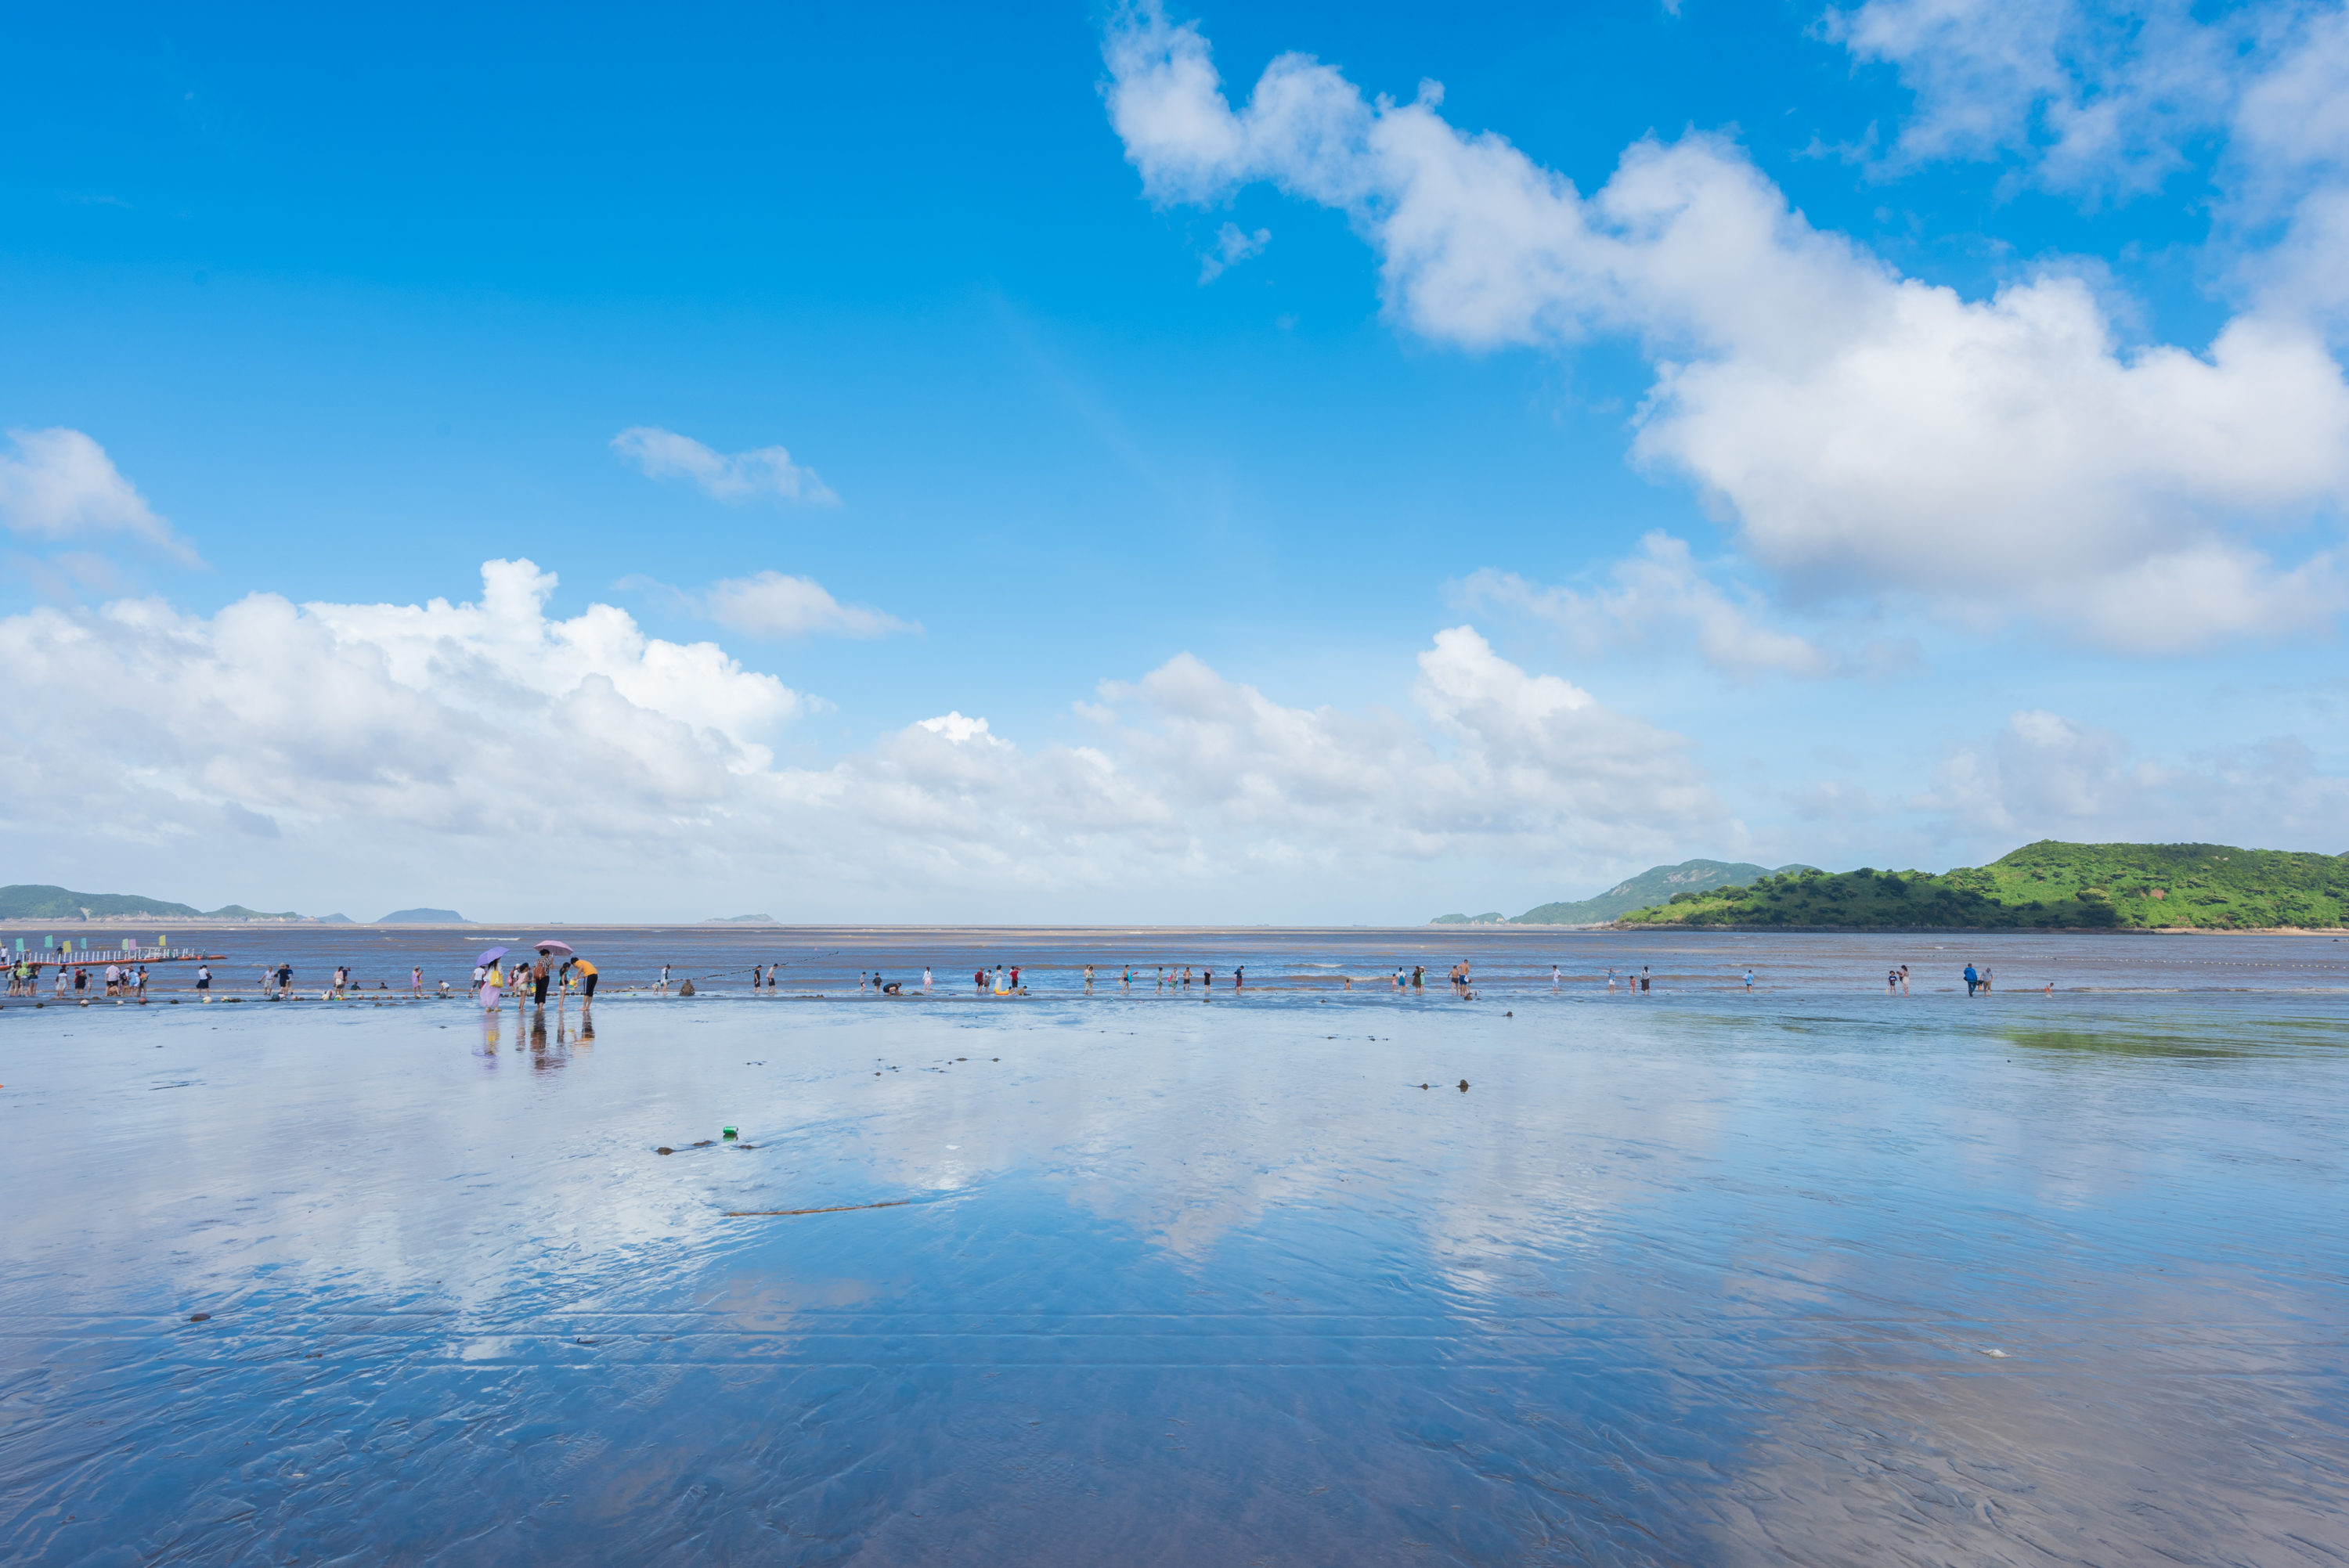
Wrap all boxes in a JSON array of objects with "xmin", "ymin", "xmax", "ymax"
[
  {"xmin": 1506, "ymin": 860, "xmax": 1815, "ymax": 926},
  {"xmin": 0, "ymin": 885, "xmax": 303, "ymax": 921},
  {"xmin": 1615, "ymin": 841, "xmax": 2349, "ymax": 930}
]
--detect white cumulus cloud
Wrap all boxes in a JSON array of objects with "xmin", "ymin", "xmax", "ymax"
[
  {"xmin": 610, "ymin": 426, "xmax": 839, "ymax": 504},
  {"xmin": 1100, "ymin": 5, "xmax": 2349, "ymax": 651},
  {"xmin": 0, "ymin": 427, "xmax": 198, "ymax": 564},
  {"xmin": 0, "ymin": 569, "xmax": 1731, "ymax": 919},
  {"xmin": 1101, "ymin": 625, "xmax": 1727, "ymax": 856}
]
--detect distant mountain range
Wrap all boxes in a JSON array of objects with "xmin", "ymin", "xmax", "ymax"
[
  {"xmin": 1434, "ymin": 860, "xmax": 1817, "ymax": 927},
  {"xmin": 0, "ymin": 885, "xmax": 467, "ymax": 925},
  {"xmin": 0, "ymin": 884, "xmax": 310, "ymax": 922}
]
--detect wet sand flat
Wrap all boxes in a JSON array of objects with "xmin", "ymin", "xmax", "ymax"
[{"xmin": 2, "ymin": 985, "xmax": 2344, "ymax": 1565}]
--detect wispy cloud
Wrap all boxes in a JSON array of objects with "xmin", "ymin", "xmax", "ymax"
[
  {"xmin": 1199, "ymin": 221, "xmax": 1270, "ymax": 282},
  {"xmin": 610, "ymin": 426, "xmax": 839, "ymax": 504},
  {"xmin": 1914, "ymin": 708, "xmax": 2349, "ymax": 847},
  {"xmin": 1456, "ymin": 534, "xmax": 1843, "ymax": 679},
  {"xmin": 0, "ymin": 427, "xmax": 200, "ymax": 564},
  {"xmin": 619, "ymin": 569, "xmax": 918, "ymax": 640},
  {"xmin": 705, "ymin": 571, "xmax": 916, "ymax": 640}
]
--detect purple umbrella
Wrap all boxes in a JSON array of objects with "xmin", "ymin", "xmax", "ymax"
[
  {"xmin": 535, "ymin": 939, "xmax": 576, "ymax": 956},
  {"xmin": 476, "ymin": 946, "xmax": 510, "ymax": 965}
]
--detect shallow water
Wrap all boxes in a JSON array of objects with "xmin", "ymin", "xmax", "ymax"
[
  {"xmin": 8, "ymin": 921, "xmax": 2348, "ymax": 1000},
  {"xmin": 3, "ymin": 982, "xmax": 2344, "ymax": 1565}
]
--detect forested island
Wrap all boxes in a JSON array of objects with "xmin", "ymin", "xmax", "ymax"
[{"xmin": 1614, "ymin": 841, "xmax": 2349, "ymax": 931}]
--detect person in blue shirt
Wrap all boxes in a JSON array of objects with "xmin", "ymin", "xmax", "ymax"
[{"xmin": 1964, "ymin": 964, "xmax": 1979, "ymax": 996}]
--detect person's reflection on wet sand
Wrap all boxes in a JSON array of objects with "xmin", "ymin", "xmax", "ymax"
[{"xmin": 478, "ymin": 1010, "xmax": 501, "ymax": 1059}]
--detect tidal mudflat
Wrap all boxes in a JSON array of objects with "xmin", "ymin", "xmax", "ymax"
[{"xmin": 3, "ymin": 984, "xmax": 2344, "ymax": 1565}]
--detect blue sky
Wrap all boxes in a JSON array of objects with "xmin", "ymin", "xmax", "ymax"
[{"xmin": 2, "ymin": 0, "xmax": 2344, "ymax": 923}]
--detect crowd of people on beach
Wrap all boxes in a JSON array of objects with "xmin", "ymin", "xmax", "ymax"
[
  {"xmin": 5, "ymin": 942, "xmax": 2064, "ymax": 1006},
  {"xmin": 5, "ymin": 960, "xmax": 151, "ymax": 999},
  {"xmin": 470, "ymin": 952, "xmax": 599, "ymax": 1009}
]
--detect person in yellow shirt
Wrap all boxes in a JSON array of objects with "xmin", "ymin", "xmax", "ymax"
[{"xmin": 572, "ymin": 957, "xmax": 598, "ymax": 1003}]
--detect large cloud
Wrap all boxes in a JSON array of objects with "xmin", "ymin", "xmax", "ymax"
[
  {"xmin": 0, "ymin": 561, "xmax": 809, "ymax": 851},
  {"xmin": 1102, "ymin": 625, "xmax": 1723, "ymax": 856},
  {"xmin": 0, "ymin": 566, "xmax": 1727, "ymax": 919},
  {"xmin": 1101, "ymin": 5, "xmax": 2349, "ymax": 651}
]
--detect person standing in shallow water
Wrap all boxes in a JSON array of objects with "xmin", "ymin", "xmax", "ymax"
[{"xmin": 1963, "ymin": 963, "xmax": 1979, "ymax": 996}]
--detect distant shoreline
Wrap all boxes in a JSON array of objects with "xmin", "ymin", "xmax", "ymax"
[{"xmin": 2, "ymin": 920, "xmax": 2342, "ymax": 938}]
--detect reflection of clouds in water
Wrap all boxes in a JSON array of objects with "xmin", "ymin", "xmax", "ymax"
[
  {"xmin": 818, "ymin": 1008, "xmax": 1739, "ymax": 1275},
  {"xmin": 11, "ymin": 1009, "xmax": 792, "ymax": 1330},
  {"xmin": 13, "ymin": 991, "xmax": 2349, "ymax": 1563},
  {"xmin": 1403, "ymin": 1036, "xmax": 1734, "ymax": 1316}
]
